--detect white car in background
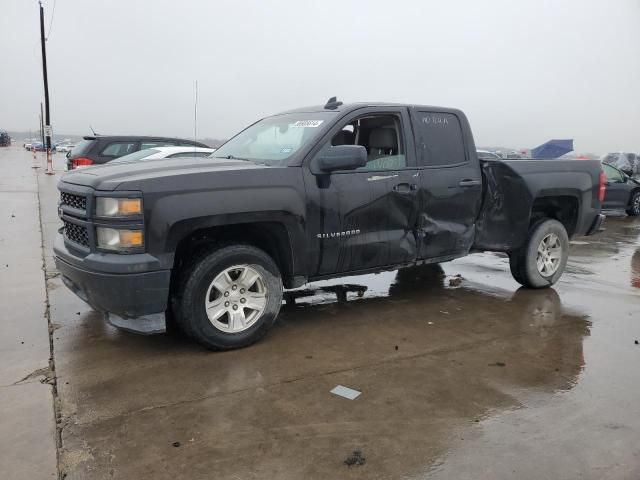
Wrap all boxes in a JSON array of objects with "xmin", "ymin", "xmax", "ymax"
[
  {"xmin": 55, "ymin": 143, "xmax": 76, "ymax": 153},
  {"xmin": 109, "ymin": 146, "xmax": 216, "ymax": 163}
]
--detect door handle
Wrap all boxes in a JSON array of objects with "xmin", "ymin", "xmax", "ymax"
[
  {"xmin": 459, "ymin": 179, "xmax": 481, "ymax": 187},
  {"xmin": 393, "ymin": 183, "xmax": 418, "ymax": 193}
]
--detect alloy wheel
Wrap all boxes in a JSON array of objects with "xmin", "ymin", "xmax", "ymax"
[
  {"xmin": 536, "ymin": 233, "xmax": 562, "ymax": 277},
  {"xmin": 204, "ymin": 265, "xmax": 268, "ymax": 333}
]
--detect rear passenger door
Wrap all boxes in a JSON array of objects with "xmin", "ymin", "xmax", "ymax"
[
  {"xmin": 602, "ymin": 164, "xmax": 629, "ymax": 208},
  {"xmin": 410, "ymin": 109, "xmax": 483, "ymax": 259}
]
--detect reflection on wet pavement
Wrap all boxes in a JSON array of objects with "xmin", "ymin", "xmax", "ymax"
[{"xmin": 49, "ymin": 261, "xmax": 606, "ymax": 479}]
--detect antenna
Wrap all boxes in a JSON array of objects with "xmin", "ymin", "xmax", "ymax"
[
  {"xmin": 324, "ymin": 96, "xmax": 343, "ymax": 110},
  {"xmin": 89, "ymin": 125, "xmax": 97, "ymax": 136}
]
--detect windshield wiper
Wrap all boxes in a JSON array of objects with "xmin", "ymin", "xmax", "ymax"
[{"xmin": 214, "ymin": 154, "xmax": 249, "ymax": 161}]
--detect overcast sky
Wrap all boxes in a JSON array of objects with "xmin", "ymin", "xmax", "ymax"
[{"xmin": 1, "ymin": 0, "xmax": 638, "ymax": 153}]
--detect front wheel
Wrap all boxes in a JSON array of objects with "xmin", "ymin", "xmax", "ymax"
[
  {"xmin": 509, "ymin": 219, "xmax": 569, "ymax": 289},
  {"xmin": 175, "ymin": 245, "xmax": 283, "ymax": 350},
  {"xmin": 626, "ymin": 191, "xmax": 640, "ymax": 216}
]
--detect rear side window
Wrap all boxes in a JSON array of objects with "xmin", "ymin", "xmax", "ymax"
[
  {"xmin": 101, "ymin": 142, "xmax": 138, "ymax": 157},
  {"xmin": 414, "ymin": 112, "xmax": 466, "ymax": 166},
  {"xmin": 69, "ymin": 139, "xmax": 94, "ymax": 157}
]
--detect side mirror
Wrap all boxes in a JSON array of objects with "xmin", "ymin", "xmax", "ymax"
[{"xmin": 316, "ymin": 145, "xmax": 367, "ymax": 173}]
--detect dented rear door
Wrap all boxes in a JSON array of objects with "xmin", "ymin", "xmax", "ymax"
[{"xmin": 410, "ymin": 109, "xmax": 483, "ymax": 259}]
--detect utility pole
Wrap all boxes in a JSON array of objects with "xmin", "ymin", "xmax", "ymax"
[
  {"xmin": 40, "ymin": 102, "xmax": 45, "ymax": 148},
  {"xmin": 39, "ymin": 1, "xmax": 54, "ymax": 175}
]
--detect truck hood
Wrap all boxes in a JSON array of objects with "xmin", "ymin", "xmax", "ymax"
[{"xmin": 60, "ymin": 157, "xmax": 270, "ymax": 191}]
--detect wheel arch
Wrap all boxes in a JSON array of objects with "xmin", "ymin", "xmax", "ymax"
[
  {"xmin": 627, "ymin": 187, "xmax": 640, "ymax": 206},
  {"xmin": 170, "ymin": 219, "xmax": 299, "ymax": 290},
  {"xmin": 530, "ymin": 194, "xmax": 580, "ymax": 237}
]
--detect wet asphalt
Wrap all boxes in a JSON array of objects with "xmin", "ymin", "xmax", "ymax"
[{"xmin": 1, "ymin": 146, "xmax": 639, "ymax": 479}]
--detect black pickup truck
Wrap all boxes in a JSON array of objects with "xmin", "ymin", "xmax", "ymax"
[{"xmin": 54, "ymin": 99, "xmax": 605, "ymax": 349}]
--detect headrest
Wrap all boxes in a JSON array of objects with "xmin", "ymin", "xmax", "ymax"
[
  {"xmin": 369, "ymin": 128, "xmax": 397, "ymax": 149},
  {"xmin": 332, "ymin": 130, "xmax": 355, "ymax": 146}
]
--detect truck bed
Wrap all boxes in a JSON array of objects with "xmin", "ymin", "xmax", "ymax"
[{"xmin": 472, "ymin": 158, "xmax": 603, "ymax": 252}]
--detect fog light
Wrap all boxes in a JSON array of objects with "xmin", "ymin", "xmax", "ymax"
[{"xmin": 97, "ymin": 227, "xmax": 144, "ymax": 251}]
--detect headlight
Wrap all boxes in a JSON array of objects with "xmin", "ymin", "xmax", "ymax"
[
  {"xmin": 97, "ymin": 227, "xmax": 144, "ymax": 251},
  {"xmin": 96, "ymin": 197, "xmax": 142, "ymax": 217}
]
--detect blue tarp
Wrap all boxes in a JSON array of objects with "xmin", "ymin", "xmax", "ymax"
[{"xmin": 531, "ymin": 139, "xmax": 574, "ymax": 159}]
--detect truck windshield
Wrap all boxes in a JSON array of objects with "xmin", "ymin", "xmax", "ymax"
[{"xmin": 213, "ymin": 112, "xmax": 335, "ymax": 166}]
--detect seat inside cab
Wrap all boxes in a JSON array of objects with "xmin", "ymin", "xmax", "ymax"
[{"xmin": 331, "ymin": 115, "xmax": 406, "ymax": 170}]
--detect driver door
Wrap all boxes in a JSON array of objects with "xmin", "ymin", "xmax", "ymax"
[{"xmin": 303, "ymin": 107, "xmax": 420, "ymax": 276}]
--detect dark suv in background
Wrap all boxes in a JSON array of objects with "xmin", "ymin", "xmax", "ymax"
[{"xmin": 66, "ymin": 135, "xmax": 209, "ymax": 170}]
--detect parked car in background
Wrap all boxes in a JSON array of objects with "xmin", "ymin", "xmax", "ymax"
[
  {"xmin": 602, "ymin": 152, "xmax": 639, "ymax": 177},
  {"xmin": 476, "ymin": 149, "xmax": 502, "ymax": 160},
  {"xmin": 0, "ymin": 130, "xmax": 11, "ymax": 147},
  {"xmin": 56, "ymin": 143, "xmax": 76, "ymax": 153},
  {"xmin": 107, "ymin": 146, "xmax": 216, "ymax": 165},
  {"xmin": 66, "ymin": 135, "xmax": 210, "ymax": 170},
  {"xmin": 601, "ymin": 163, "xmax": 640, "ymax": 215}
]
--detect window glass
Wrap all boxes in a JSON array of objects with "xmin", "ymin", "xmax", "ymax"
[
  {"xmin": 141, "ymin": 141, "xmax": 178, "ymax": 149},
  {"xmin": 323, "ymin": 114, "xmax": 406, "ymax": 171},
  {"xmin": 168, "ymin": 151, "xmax": 210, "ymax": 158},
  {"xmin": 603, "ymin": 164, "xmax": 623, "ymax": 182},
  {"xmin": 101, "ymin": 142, "xmax": 138, "ymax": 157},
  {"xmin": 213, "ymin": 112, "xmax": 335, "ymax": 166},
  {"xmin": 414, "ymin": 112, "xmax": 466, "ymax": 166},
  {"xmin": 70, "ymin": 139, "xmax": 94, "ymax": 156},
  {"xmin": 110, "ymin": 149, "xmax": 159, "ymax": 163}
]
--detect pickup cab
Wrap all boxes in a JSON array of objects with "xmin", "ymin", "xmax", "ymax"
[{"xmin": 54, "ymin": 99, "xmax": 605, "ymax": 349}]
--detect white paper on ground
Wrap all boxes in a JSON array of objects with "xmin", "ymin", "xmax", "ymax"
[{"xmin": 330, "ymin": 385, "xmax": 361, "ymax": 400}]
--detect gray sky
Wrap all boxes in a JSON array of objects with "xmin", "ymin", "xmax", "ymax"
[{"xmin": 1, "ymin": 0, "xmax": 639, "ymax": 153}]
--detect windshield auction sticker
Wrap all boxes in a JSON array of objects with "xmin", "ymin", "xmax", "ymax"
[{"xmin": 290, "ymin": 120, "xmax": 324, "ymax": 128}]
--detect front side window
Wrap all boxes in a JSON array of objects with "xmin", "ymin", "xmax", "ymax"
[
  {"xmin": 414, "ymin": 112, "xmax": 466, "ymax": 166},
  {"xmin": 324, "ymin": 114, "xmax": 406, "ymax": 171},
  {"xmin": 213, "ymin": 112, "xmax": 336, "ymax": 166},
  {"xmin": 603, "ymin": 164, "xmax": 623, "ymax": 182}
]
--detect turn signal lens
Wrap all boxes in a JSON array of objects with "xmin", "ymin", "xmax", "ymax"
[{"xmin": 96, "ymin": 197, "xmax": 142, "ymax": 217}]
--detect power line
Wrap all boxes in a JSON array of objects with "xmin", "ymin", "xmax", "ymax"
[{"xmin": 45, "ymin": 0, "xmax": 57, "ymax": 41}]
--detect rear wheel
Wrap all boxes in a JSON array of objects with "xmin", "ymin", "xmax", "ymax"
[
  {"xmin": 175, "ymin": 244, "xmax": 283, "ymax": 350},
  {"xmin": 509, "ymin": 219, "xmax": 569, "ymax": 288},
  {"xmin": 626, "ymin": 191, "xmax": 640, "ymax": 216}
]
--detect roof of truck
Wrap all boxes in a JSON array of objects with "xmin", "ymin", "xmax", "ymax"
[{"xmin": 277, "ymin": 101, "xmax": 464, "ymax": 116}]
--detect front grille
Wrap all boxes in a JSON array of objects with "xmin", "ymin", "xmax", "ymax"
[
  {"xmin": 63, "ymin": 220, "xmax": 89, "ymax": 247},
  {"xmin": 60, "ymin": 192, "xmax": 87, "ymax": 211}
]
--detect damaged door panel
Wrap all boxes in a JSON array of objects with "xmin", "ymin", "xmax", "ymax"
[
  {"xmin": 410, "ymin": 109, "xmax": 483, "ymax": 258},
  {"xmin": 472, "ymin": 161, "xmax": 533, "ymax": 251}
]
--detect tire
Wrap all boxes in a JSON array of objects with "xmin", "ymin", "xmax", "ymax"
[
  {"xmin": 626, "ymin": 191, "xmax": 640, "ymax": 216},
  {"xmin": 175, "ymin": 244, "xmax": 283, "ymax": 350},
  {"xmin": 508, "ymin": 219, "xmax": 569, "ymax": 289}
]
